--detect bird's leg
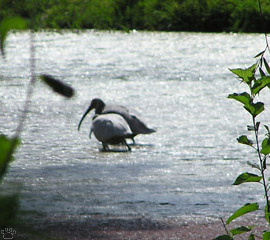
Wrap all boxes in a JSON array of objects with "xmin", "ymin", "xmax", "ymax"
[
  {"xmin": 123, "ymin": 139, "xmax": 131, "ymax": 151},
  {"xmin": 131, "ymin": 137, "xmax": 136, "ymax": 145},
  {"xmin": 89, "ymin": 129, "xmax": 93, "ymax": 139},
  {"xmin": 102, "ymin": 143, "xmax": 109, "ymax": 151}
]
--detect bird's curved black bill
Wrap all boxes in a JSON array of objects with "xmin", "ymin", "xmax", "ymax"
[{"xmin": 78, "ymin": 105, "xmax": 93, "ymax": 131}]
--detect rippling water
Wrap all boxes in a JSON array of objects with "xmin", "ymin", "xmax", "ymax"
[{"xmin": 0, "ymin": 31, "xmax": 269, "ymax": 224}]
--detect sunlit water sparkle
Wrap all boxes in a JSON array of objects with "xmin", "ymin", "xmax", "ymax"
[{"xmin": 0, "ymin": 31, "xmax": 269, "ymax": 224}]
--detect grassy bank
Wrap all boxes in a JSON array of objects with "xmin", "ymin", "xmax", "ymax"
[{"xmin": 0, "ymin": 0, "xmax": 270, "ymax": 32}]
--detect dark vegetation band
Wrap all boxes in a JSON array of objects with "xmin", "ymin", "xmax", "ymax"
[{"xmin": 0, "ymin": 0, "xmax": 269, "ymax": 32}]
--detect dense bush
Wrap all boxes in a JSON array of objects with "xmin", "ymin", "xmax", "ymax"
[{"xmin": 0, "ymin": 0, "xmax": 269, "ymax": 32}]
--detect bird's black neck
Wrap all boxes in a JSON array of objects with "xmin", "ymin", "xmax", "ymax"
[{"xmin": 95, "ymin": 103, "xmax": 105, "ymax": 114}]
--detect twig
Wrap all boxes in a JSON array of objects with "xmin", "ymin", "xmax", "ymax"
[
  {"xmin": 256, "ymin": 0, "xmax": 270, "ymax": 225},
  {"xmin": 15, "ymin": 30, "xmax": 36, "ymax": 137},
  {"xmin": 220, "ymin": 218, "xmax": 230, "ymax": 235},
  {"xmin": 252, "ymin": 116, "xmax": 270, "ymax": 226}
]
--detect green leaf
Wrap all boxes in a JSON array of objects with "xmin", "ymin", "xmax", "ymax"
[
  {"xmin": 229, "ymin": 63, "xmax": 257, "ymax": 84},
  {"xmin": 0, "ymin": 194, "xmax": 20, "ymax": 226},
  {"xmin": 265, "ymin": 125, "xmax": 270, "ymax": 135},
  {"xmin": 230, "ymin": 226, "xmax": 252, "ymax": 236},
  {"xmin": 40, "ymin": 74, "xmax": 74, "ymax": 98},
  {"xmin": 227, "ymin": 92, "xmax": 252, "ymax": 106},
  {"xmin": 263, "ymin": 57, "xmax": 270, "ymax": 74},
  {"xmin": 261, "ymin": 138, "xmax": 270, "ymax": 155},
  {"xmin": 226, "ymin": 203, "xmax": 259, "ymax": 224},
  {"xmin": 247, "ymin": 125, "xmax": 255, "ymax": 131},
  {"xmin": 227, "ymin": 93, "xmax": 263, "ymax": 116},
  {"xmin": 213, "ymin": 235, "xmax": 233, "ymax": 240},
  {"xmin": 233, "ymin": 172, "xmax": 262, "ymax": 185},
  {"xmin": 237, "ymin": 135, "xmax": 253, "ymax": 146},
  {"xmin": 263, "ymin": 232, "xmax": 270, "ymax": 240},
  {"xmin": 244, "ymin": 101, "xmax": 264, "ymax": 117},
  {"xmin": 247, "ymin": 122, "xmax": 260, "ymax": 131},
  {"xmin": 265, "ymin": 203, "xmax": 270, "ymax": 224},
  {"xmin": 247, "ymin": 161, "xmax": 261, "ymax": 171},
  {"xmin": 0, "ymin": 17, "xmax": 27, "ymax": 56},
  {"xmin": 0, "ymin": 135, "xmax": 20, "ymax": 181},
  {"xmin": 249, "ymin": 233, "xmax": 255, "ymax": 240},
  {"xmin": 251, "ymin": 76, "xmax": 270, "ymax": 95}
]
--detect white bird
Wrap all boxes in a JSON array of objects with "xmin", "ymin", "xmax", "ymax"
[
  {"xmin": 90, "ymin": 113, "xmax": 133, "ymax": 151},
  {"xmin": 78, "ymin": 98, "xmax": 156, "ymax": 143}
]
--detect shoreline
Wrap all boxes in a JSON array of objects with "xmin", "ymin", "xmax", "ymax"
[{"xmin": 16, "ymin": 214, "xmax": 268, "ymax": 240}]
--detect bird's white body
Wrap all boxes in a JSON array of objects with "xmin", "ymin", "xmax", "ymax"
[
  {"xmin": 91, "ymin": 113, "xmax": 132, "ymax": 150},
  {"xmin": 92, "ymin": 113, "xmax": 132, "ymax": 142}
]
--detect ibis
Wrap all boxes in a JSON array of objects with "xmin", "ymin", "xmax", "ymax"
[{"xmin": 78, "ymin": 98, "xmax": 156, "ymax": 143}]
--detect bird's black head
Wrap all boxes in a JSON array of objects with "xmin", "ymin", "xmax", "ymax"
[
  {"xmin": 90, "ymin": 98, "xmax": 105, "ymax": 114},
  {"xmin": 78, "ymin": 98, "xmax": 106, "ymax": 131}
]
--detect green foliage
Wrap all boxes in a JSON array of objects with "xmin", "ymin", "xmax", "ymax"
[
  {"xmin": 0, "ymin": 0, "xmax": 269, "ymax": 32},
  {"xmin": 261, "ymin": 137, "xmax": 270, "ymax": 155},
  {"xmin": 229, "ymin": 64, "xmax": 256, "ymax": 84},
  {"xmin": 251, "ymin": 76, "xmax": 270, "ymax": 95},
  {"xmin": 0, "ymin": 194, "xmax": 20, "ymax": 227},
  {"xmin": 263, "ymin": 232, "xmax": 270, "ymax": 240},
  {"xmin": 245, "ymin": 101, "xmax": 264, "ymax": 117},
  {"xmin": 233, "ymin": 172, "xmax": 262, "ymax": 185},
  {"xmin": 0, "ymin": 16, "xmax": 26, "ymax": 56},
  {"xmin": 0, "ymin": 130, "xmax": 20, "ymax": 229},
  {"xmin": 226, "ymin": 203, "xmax": 259, "ymax": 225},
  {"xmin": 0, "ymin": 135, "xmax": 20, "ymax": 182},
  {"xmin": 228, "ymin": 92, "xmax": 264, "ymax": 117},
  {"xmin": 265, "ymin": 203, "xmax": 270, "ymax": 223},
  {"xmin": 230, "ymin": 226, "xmax": 253, "ymax": 236},
  {"xmin": 227, "ymin": 92, "xmax": 252, "ymax": 106},
  {"xmin": 237, "ymin": 135, "xmax": 253, "ymax": 146},
  {"xmin": 0, "ymin": 16, "xmax": 75, "ymax": 233},
  {"xmin": 217, "ymin": 23, "xmax": 270, "ymax": 237}
]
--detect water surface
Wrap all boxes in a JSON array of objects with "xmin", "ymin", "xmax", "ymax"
[{"xmin": 0, "ymin": 31, "xmax": 268, "ymax": 224}]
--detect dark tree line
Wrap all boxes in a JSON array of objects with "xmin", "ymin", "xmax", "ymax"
[{"xmin": 0, "ymin": 0, "xmax": 270, "ymax": 32}]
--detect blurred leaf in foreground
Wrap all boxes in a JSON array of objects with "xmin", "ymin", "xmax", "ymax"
[
  {"xmin": 0, "ymin": 17, "xmax": 27, "ymax": 57},
  {"xmin": 263, "ymin": 231, "xmax": 270, "ymax": 240},
  {"xmin": 0, "ymin": 193, "xmax": 20, "ymax": 227},
  {"xmin": 0, "ymin": 135, "xmax": 20, "ymax": 182},
  {"xmin": 40, "ymin": 74, "xmax": 74, "ymax": 98}
]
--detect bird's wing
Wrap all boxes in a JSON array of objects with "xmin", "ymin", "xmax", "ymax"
[
  {"xmin": 103, "ymin": 104, "xmax": 156, "ymax": 135},
  {"xmin": 103, "ymin": 104, "xmax": 130, "ymax": 115}
]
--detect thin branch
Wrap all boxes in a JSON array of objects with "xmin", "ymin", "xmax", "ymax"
[
  {"xmin": 15, "ymin": 30, "xmax": 36, "ymax": 137},
  {"xmin": 256, "ymin": 0, "xmax": 270, "ymax": 224},
  {"xmin": 220, "ymin": 218, "xmax": 230, "ymax": 235},
  {"xmin": 253, "ymin": 116, "xmax": 270, "ymax": 225}
]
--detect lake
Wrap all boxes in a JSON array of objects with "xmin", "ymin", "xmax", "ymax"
[{"xmin": 0, "ymin": 31, "xmax": 268, "ymax": 226}]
